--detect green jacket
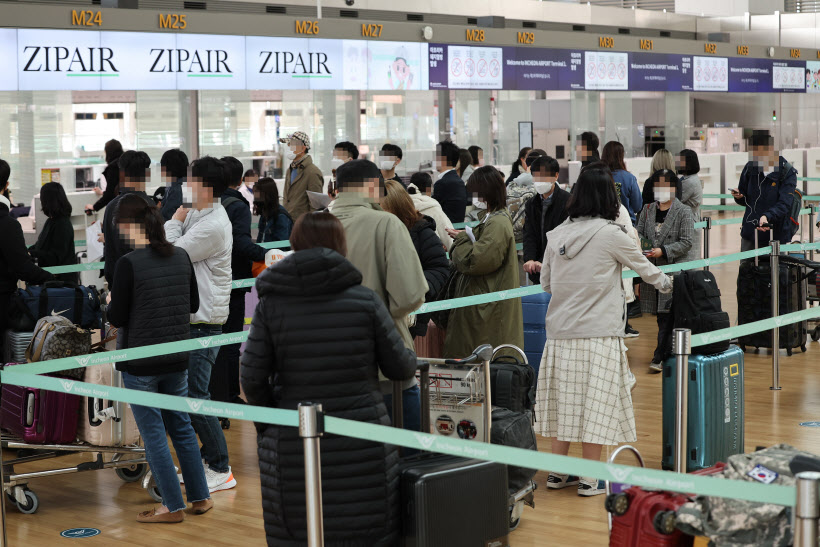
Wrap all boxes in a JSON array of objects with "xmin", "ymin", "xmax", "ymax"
[
  {"xmin": 334, "ymin": 193, "xmax": 428, "ymax": 390},
  {"xmin": 444, "ymin": 210, "xmax": 524, "ymax": 359},
  {"xmin": 283, "ymin": 154, "xmax": 324, "ymax": 220}
]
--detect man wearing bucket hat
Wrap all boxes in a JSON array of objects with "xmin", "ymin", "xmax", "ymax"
[{"xmin": 281, "ymin": 132, "xmax": 324, "ymax": 220}]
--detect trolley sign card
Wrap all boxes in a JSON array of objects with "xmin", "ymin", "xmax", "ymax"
[{"xmin": 427, "ymin": 364, "xmax": 488, "ymax": 442}]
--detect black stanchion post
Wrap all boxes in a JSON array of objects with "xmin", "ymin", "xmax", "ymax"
[
  {"xmin": 771, "ymin": 240, "xmax": 781, "ymax": 391},
  {"xmin": 298, "ymin": 402, "xmax": 325, "ymax": 547},
  {"xmin": 702, "ymin": 216, "xmax": 712, "ymax": 271},
  {"xmin": 795, "ymin": 471, "xmax": 820, "ymax": 547}
]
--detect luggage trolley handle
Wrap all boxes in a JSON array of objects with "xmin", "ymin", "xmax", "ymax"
[
  {"xmin": 754, "ymin": 222, "xmax": 774, "ymax": 267},
  {"xmin": 391, "ymin": 362, "xmax": 431, "ymax": 433},
  {"xmin": 605, "ymin": 445, "xmax": 646, "ymax": 532}
]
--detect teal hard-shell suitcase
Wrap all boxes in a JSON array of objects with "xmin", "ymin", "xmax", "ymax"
[{"xmin": 661, "ymin": 345, "xmax": 745, "ymax": 472}]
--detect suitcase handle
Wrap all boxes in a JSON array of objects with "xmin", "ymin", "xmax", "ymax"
[{"xmin": 392, "ymin": 362, "xmax": 430, "ymax": 434}]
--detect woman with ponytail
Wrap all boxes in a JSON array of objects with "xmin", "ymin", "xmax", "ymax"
[{"xmin": 106, "ymin": 194, "xmax": 213, "ymax": 524}]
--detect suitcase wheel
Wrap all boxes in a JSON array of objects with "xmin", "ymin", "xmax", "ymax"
[
  {"xmin": 812, "ymin": 329, "xmax": 820, "ymax": 342},
  {"xmin": 13, "ymin": 489, "xmax": 39, "ymax": 515},
  {"xmin": 802, "ymin": 344, "xmax": 807, "ymax": 353},
  {"xmin": 739, "ymin": 344, "xmax": 747, "ymax": 353},
  {"xmin": 115, "ymin": 463, "xmax": 148, "ymax": 483},
  {"xmin": 653, "ymin": 510, "xmax": 677, "ymax": 535},
  {"xmin": 787, "ymin": 348, "xmax": 793, "ymax": 357},
  {"xmin": 220, "ymin": 418, "xmax": 231, "ymax": 430},
  {"xmin": 605, "ymin": 492, "xmax": 629, "ymax": 516}
]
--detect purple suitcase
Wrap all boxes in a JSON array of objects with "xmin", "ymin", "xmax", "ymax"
[{"xmin": 1, "ymin": 364, "xmax": 81, "ymax": 444}]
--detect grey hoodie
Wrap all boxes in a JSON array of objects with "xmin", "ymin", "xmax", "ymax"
[{"xmin": 540, "ymin": 216, "xmax": 672, "ymax": 340}]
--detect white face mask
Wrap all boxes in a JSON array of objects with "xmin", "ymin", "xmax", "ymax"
[
  {"xmin": 330, "ymin": 158, "xmax": 344, "ymax": 170},
  {"xmin": 181, "ymin": 185, "xmax": 193, "ymax": 206},
  {"xmin": 533, "ymin": 181, "xmax": 553, "ymax": 195},
  {"xmin": 378, "ymin": 157, "xmax": 396, "ymax": 170},
  {"xmin": 654, "ymin": 189, "xmax": 673, "ymax": 203},
  {"xmin": 285, "ymin": 150, "xmax": 296, "ymax": 161},
  {"xmin": 472, "ymin": 197, "xmax": 488, "ymax": 210}
]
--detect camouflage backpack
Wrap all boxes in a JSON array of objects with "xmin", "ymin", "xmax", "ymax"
[{"xmin": 506, "ymin": 184, "xmax": 536, "ymax": 243}]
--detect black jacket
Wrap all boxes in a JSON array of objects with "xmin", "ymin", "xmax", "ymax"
[
  {"xmin": 522, "ymin": 187, "xmax": 570, "ymax": 284},
  {"xmin": 734, "ymin": 156, "xmax": 798, "ymax": 244},
  {"xmin": 241, "ymin": 247, "xmax": 416, "ymax": 547},
  {"xmin": 432, "ymin": 170, "xmax": 468, "ymax": 224},
  {"xmin": 409, "ymin": 216, "xmax": 450, "ymax": 337},
  {"xmin": 29, "ymin": 216, "xmax": 77, "ymax": 285},
  {"xmin": 102, "ymin": 190, "xmax": 154, "ymax": 289},
  {"xmin": 92, "ymin": 161, "xmax": 121, "ymax": 212},
  {"xmin": 107, "ymin": 246, "xmax": 199, "ymax": 376},
  {"xmin": 221, "ymin": 188, "xmax": 267, "ymax": 286},
  {"xmin": 160, "ymin": 177, "xmax": 185, "ymax": 221},
  {"xmin": 0, "ymin": 201, "xmax": 53, "ymax": 333}
]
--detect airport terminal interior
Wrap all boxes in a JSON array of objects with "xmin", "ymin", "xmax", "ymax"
[{"xmin": 5, "ymin": 0, "xmax": 820, "ymax": 545}]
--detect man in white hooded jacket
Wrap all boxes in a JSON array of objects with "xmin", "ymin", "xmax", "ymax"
[
  {"xmin": 165, "ymin": 156, "xmax": 235, "ymax": 493},
  {"xmin": 407, "ymin": 171, "xmax": 454, "ymax": 249}
]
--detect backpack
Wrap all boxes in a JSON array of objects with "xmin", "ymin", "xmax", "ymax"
[
  {"xmin": 25, "ymin": 315, "xmax": 93, "ymax": 380},
  {"xmin": 491, "ymin": 408, "xmax": 537, "ymax": 495},
  {"xmin": 490, "ymin": 354, "xmax": 536, "ymax": 413},
  {"xmin": 671, "ymin": 270, "xmax": 731, "ymax": 356},
  {"xmin": 506, "ymin": 185, "xmax": 536, "ymax": 243}
]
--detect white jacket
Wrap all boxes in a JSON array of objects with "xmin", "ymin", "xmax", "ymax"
[
  {"xmin": 165, "ymin": 204, "xmax": 233, "ymax": 325},
  {"xmin": 409, "ymin": 193, "xmax": 454, "ymax": 249},
  {"xmin": 615, "ymin": 205, "xmax": 640, "ymax": 304}
]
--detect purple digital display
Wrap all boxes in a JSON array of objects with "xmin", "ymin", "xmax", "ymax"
[
  {"xmin": 428, "ymin": 43, "xmax": 449, "ymax": 89},
  {"xmin": 502, "ymin": 46, "xmax": 584, "ymax": 90},
  {"xmin": 728, "ymin": 58, "xmax": 773, "ymax": 93},
  {"xmin": 628, "ymin": 52, "xmax": 693, "ymax": 92}
]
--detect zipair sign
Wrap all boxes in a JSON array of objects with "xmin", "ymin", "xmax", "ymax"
[{"xmin": 0, "ymin": 29, "xmax": 430, "ymax": 91}]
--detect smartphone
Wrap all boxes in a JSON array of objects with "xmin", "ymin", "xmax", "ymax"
[{"xmin": 729, "ymin": 188, "xmax": 739, "ymax": 194}]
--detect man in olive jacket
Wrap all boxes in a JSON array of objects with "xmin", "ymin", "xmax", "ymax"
[
  {"xmin": 332, "ymin": 159, "xmax": 428, "ymax": 431},
  {"xmin": 281, "ymin": 131, "xmax": 324, "ymax": 221}
]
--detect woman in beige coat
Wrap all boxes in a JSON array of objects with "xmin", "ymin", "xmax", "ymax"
[{"xmin": 536, "ymin": 165, "xmax": 672, "ymax": 497}]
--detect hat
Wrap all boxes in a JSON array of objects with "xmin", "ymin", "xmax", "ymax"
[{"xmin": 280, "ymin": 132, "xmax": 310, "ymax": 150}]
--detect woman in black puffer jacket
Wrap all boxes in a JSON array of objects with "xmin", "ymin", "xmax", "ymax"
[
  {"xmin": 241, "ymin": 212, "xmax": 417, "ymax": 547},
  {"xmin": 382, "ymin": 180, "xmax": 450, "ymax": 338}
]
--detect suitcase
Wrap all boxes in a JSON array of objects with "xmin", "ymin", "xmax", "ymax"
[
  {"xmin": 522, "ymin": 292, "xmax": 550, "ymax": 379},
  {"xmin": 77, "ymin": 363, "xmax": 141, "ymax": 446},
  {"xmin": 736, "ymin": 235, "xmax": 807, "ymax": 355},
  {"xmin": 661, "ymin": 346, "xmax": 744, "ymax": 472},
  {"xmin": 491, "ymin": 408, "xmax": 537, "ymax": 495},
  {"xmin": 0, "ymin": 363, "xmax": 81, "ymax": 444},
  {"xmin": 76, "ymin": 250, "xmax": 103, "ymax": 289},
  {"xmin": 3, "ymin": 330, "xmax": 33, "ymax": 364},
  {"xmin": 607, "ymin": 463, "xmax": 726, "ymax": 547},
  {"xmin": 412, "ymin": 321, "xmax": 445, "ymax": 360}
]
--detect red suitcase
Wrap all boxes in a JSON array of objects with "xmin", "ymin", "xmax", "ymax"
[
  {"xmin": 413, "ymin": 321, "xmax": 445, "ymax": 359},
  {"xmin": 0, "ymin": 364, "xmax": 81, "ymax": 444},
  {"xmin": 607, "ymin": 464, "xmax": 726, "ymax": 547}
]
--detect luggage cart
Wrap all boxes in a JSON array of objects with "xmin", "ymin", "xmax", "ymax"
[
  {"xmin": 604, "ymin": 445, "xmax": 646, "ymax": 532},
  {"xmin": 420, "ymin": 344, "xmax": 536, "ymax": 531},
  {"xmin": 0, "ymin": 435, "xmax": 148, "ymax": 514},
  {"xmin": 779, "ymin": 254, "xmax": 820, "ymax": 341}
]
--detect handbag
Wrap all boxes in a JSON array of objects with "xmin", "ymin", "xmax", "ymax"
[
  {"xmin": 10, "ymin": 281, "xmax": 103, "ymax": 331},
  {"xmin": 25, "ymin": 315, "xmax": 94, "ymax": 380},
  {"xmin": 430, "ymin": 264, "xmax": 461, "ymax": 330}
]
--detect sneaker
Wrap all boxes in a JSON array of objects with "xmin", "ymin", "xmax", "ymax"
[
  {"xmin": 649, "ymin": 361, "xmax": 663, "ymax": 373},
  {"xmin": 627, "ymin": 300, "xmax": 642, "ymax": 318},
  {"xmin": 205, "ymin": 466, "xmax": 237, "ymax": 493},
  {"xmin": 578, "ymin": 477, "xmax": 606, "ymax": 497},
  {"xmin": 627, "ymin": 369, "xmax": 637, "ymax": 392},
  {"xmin": 179, "ymin": 459, "xmax": 206, "ymax": 484},
  {"xmin": 624, "ymin": 324, "xmax": 640, "ymax": 338},
  {"xmin": 547, "ymin": 473, "xmax": 580, "ymax": 489}
]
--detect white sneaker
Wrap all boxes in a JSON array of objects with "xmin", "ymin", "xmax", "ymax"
[
  {"xmin": 547, "ymin": 473, "xmax": 580, "ymax": 489},
  {"xmin": 627, "ymin": 369, "xmax": 637, "ymax": 392},
  {"xmin": 578, "ymin": 477, "xmax": 606, "ymax": 497},
  {"xmin": 205, "ymin": 466, "xmax": 237, "ymax": 493}
]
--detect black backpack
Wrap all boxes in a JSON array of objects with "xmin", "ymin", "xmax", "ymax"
[
  {"xmin": 490, "ymin": 354, "xmax": 535, "ymax": 413},
  {"xmin": 672, "ymin": 270, "xmax": 731, "ymax": 356}
]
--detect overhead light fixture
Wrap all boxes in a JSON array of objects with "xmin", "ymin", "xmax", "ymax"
[
  {"xmin": 422, "ymin": 25, "xmax": 433, "ymax": 41},
  {"xmin": 663, "ymin": 8, "xmax": 666, "ymax": 12}
]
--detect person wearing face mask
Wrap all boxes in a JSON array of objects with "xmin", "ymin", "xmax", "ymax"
[
  {"xmin": 506, "ymin": 147, "xmax": 532, "ymax": 185},
  {"xmin": 159, "ymin": 148, "xmax": 189, "ymax": 221},
  {"xmin": 255, "ymin": 177, "xmax": 294, "ymax": 244},
  {"xmin": 432, "ymin": 141, "xmax": 468, "ymax": 224},
  {"xmin": 637, "ymin": 169, "xmax": 694, "ymax": 373},
  {"xmin": 379, "ymin": 143, "xmax": 406, "ymax": 189},
  {"xmin": 463, "ymin": 145, "xmax": 483, "ymax": 182},
  {"xmin": 101, "ymin": 150, "xmax": 155, "ymax": 290},
  {"xmin": 281, "ymin": 132, "xmax": 324, "ymax": 221},
  {"xmin": 332, "ymin": 159, "xmax": 428, "ymax": 433},
  {"xmin": 329, "ymin": 141, "xmax": 359, "ymax": 199},
  {"xmin": 731, "ymin": 130, "xmax": 798, "ymax": 250},
  {"xmin": 443, "ymin": 166, "xmax": 523, "ymax": 358},
  {"xmin": 407, "ymin": 172, "xmax": 454, "ymax": 249},
  {"xmin": 522, "ymin": 156, "xmax": 570, "ymax": 285},
  {"xmin": 239, "ymin": 169, "xmax": 258, "ymax": 205}
]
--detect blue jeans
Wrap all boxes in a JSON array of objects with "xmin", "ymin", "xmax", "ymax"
[
  {"xmin": 383, "ymin": 384, "xmax": 421, "ymax": 432},
  {"xmin": 188, "ymin": 324, "xmax": 230, "ymax": 473},
  {"xmin": 122, "ymin": 371, "xmax": 210, "ymax": 512}
]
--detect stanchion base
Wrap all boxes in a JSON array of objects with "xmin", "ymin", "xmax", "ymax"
[{"xmin": 770, "ymin": 387, "xmax": 782, "ymax": 391}]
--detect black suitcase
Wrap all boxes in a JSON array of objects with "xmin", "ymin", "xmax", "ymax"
[
  {"xmin": 736, "ymin": 258, "xmax": 807, "ymax": 355},
  {"xmin": 395, "ymin": 357, "xmax": 511, "ymax": 546}
]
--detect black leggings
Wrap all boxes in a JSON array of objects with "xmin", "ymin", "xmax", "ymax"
[{"xmin": 654, "ymin": 312, "xmax": 674, "ymax": 363}]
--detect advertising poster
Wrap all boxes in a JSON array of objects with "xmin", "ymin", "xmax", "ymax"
[
  {"xmin": 0, "ymin": 29, "xmax": 17, "ymax": 91},
  {"xmin": 246, "ymin": 37, "xmax": 343, "ymax": 90},
  {"xmin": 17, "ymin": 29, "xmax": 103, "ymax": 91},
  {"xmin": 584, "ymin": 51, "xmax": 628, "ymax": 91},
  {"xmin": 503, "ymin": 46, "xmax": 583, "ymax": 90},
  {"xmin": 693, "ymin": 56, "xmax": 728, "ymax": 91},
  {"xmin": 629, "ymin": 52, "xmax": 688, "ymax": 92},
  {"xmin": 100, "ymin": 32, "xmax": 176, "ymax": 91},
  {"xmin": 807, "ymin": 61, "xmax": 820, "ymax": 93},
  {"xmin": 727, "ymin": 57, "xmax": 772, "ymax": 93},
  {"xmin": 772, "ymin": 61, "xmax": 805, "ymax": 92},
  {"xmin": 366, "ymin": 41, "xmax": 426, "ymax": 90},
  {"xmin": 447, "ymin": 45, "xmax": 503, "ymax": 89},
  {"xmin": 427, "ymin": 43, "xmax": 448, "ymax": 89}
]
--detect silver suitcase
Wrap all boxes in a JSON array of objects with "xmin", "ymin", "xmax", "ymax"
[{"xmin": 3, "ymin": 330, "xmax": 33, "ymax": 364}]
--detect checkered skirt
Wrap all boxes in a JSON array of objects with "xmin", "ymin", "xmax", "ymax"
[{"xmin": 534, "ymin": 337, "xmax": 637, "ymax": 445}]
